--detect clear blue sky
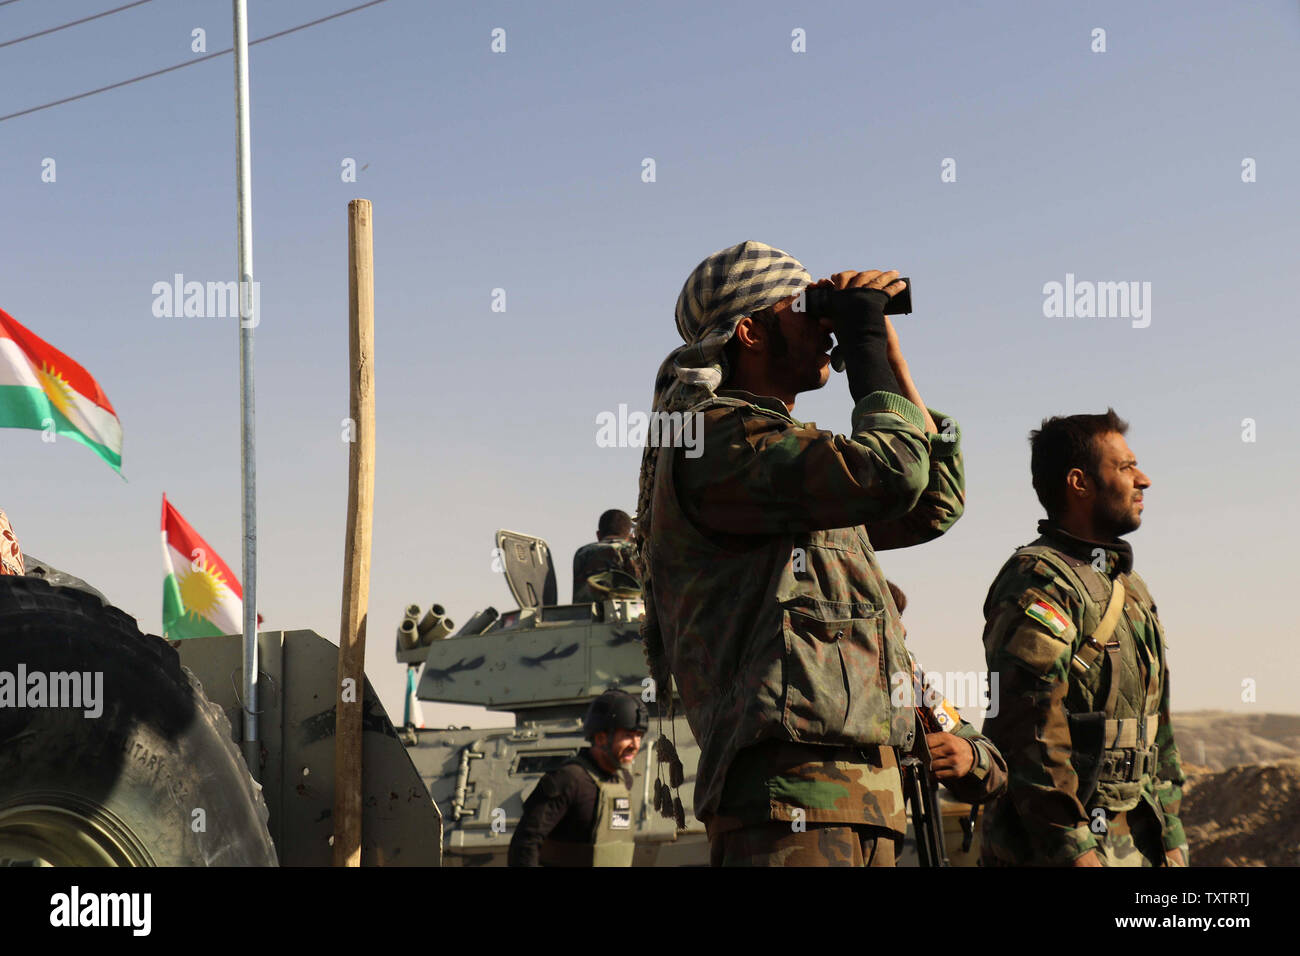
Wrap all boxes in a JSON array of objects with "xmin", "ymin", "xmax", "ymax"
[{"xmin": 2, "ymin": 0, "xmax": 1297, "ymax": 726}]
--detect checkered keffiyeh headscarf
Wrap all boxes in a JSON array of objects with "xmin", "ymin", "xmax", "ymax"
[
  {"xmin": 634, "ymin": 240, "xmax": 810, "ymax": 559},
  {"xmin": 633, "ymin": 242, "xmax": 809, "ymax": 818}
]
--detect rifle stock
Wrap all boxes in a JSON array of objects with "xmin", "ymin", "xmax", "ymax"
[{"xmin": 904, "ymin": 708, "xmax": 951, "ymax": 867}]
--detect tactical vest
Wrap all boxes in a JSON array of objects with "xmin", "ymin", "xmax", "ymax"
[
  {"xmin": 1011, "ymin": 542, "xmax": 1165, "ymax": 813},
  {"xmin": 646, "ymin": 395, "xmax": 915, "ymax": 820},
  {"xmin": 538, "ymin": 752, "xmax": 635, "ymax": 867}
]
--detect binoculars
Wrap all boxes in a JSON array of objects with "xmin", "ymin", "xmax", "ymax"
[
  {"xmin": 801, "ymin": 279, "xmax": 913, "ymax": 372},
  {"xmin": 802, "ymin": 278, "xmax": 912, "ymax": 319}
]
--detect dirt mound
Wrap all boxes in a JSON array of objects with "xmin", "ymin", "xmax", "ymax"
[{"xmin": 1182, "ymin": 759, "xmax": 1300, "ymax": 867}]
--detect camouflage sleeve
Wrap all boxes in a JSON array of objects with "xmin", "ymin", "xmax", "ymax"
[
  {"xmin": 1153, "ymin": 663, "xmax": 1187, "ymax": 852},
  {"xmin": 911, "ymin": 649, "xmax": 1008, "ymax": 804},
  {"xmin": 941, "ymin": 720, "xmax": 1009, "ymax": 804},
  {"xmin": 981, "ymin": 557, "xmax": 1098, "ymax": 864},
  {"xmin": 680, "ymin": 391, "xmax": 937, "ymax": 535},
  {"xmin": 863, "ymin": 410, "xmax": 964, "ymax": 551},
  {"xmin": 907, "ymin": 650, "xmax": 1006, "ymax": 803}
]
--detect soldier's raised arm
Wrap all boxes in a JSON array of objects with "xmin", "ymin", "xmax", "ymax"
[
  {"xmin": 859, "ymin": 306, "xmax": 965, "ymax": 548},
  {"xmin": 678, "ymin": 395, "xmax": 935, "ymax": 537},
  {"xmin": 864, "ymin": 410, "xmax": 964, "ymax": 552}
]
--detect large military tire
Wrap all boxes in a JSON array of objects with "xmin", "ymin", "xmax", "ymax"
[{"xmin": 0, "ymin": 575, "xmax": 277, "ymax": 866}]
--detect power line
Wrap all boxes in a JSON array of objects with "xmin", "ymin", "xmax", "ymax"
[
  {"xmin": 0, "ymin": 0, "xmax": 154, "ymax": 50},
  {"xmin": 0, "ymin": 1, "xmax": 25, "ymax": 8},
  {"xmin": 0, "ymin": 0, "xmax": 393, "ymax": 124}
]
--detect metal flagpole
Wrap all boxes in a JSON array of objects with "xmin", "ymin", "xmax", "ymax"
[{"xmin": 232, "ymin": 0, "xmax": 259, "ymax": 779}]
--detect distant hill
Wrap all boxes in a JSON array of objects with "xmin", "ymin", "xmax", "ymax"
[
  {"xmin": 1173, "ymin": 711, "xmax": 1300, "ymax": 771},
  {"xmin": 1171, "ymin": 712, "xmax": 1300, "ymax": 866}
]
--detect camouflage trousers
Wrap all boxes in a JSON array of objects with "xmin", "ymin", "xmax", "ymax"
[
  {"xmin": 709, "ymin": 822, "xmax": 899, "ymax": 867},
  {"xmin": 982, "ymin": 807, "xmax": 1168, "ymax": 867},
  {"xmin": 1091, "ymin": 808, "xmax": 1166, "ymax": 867}
]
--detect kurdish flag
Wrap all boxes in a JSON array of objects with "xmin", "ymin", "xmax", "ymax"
[
  {"xmin": 162, "ymin": 494, "xmax": 258, "ymax": 639},
  {"xmin": 0, "ymin": 308, "xmax": 123, "ymax": 472},
  {"xmin": 404, "ymin": 666, "xmax": 425, "ymax": 729}
]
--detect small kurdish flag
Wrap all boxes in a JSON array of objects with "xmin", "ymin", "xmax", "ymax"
[
  {"xmin": 1025, "ymin": 598, "xmax": 1070, "ymax": 638},
  {"xmin": 404, "ymin": 666, "xmax": 425, "ymax": 729},
  {"xmin": 161, "ymin": 495, "xmax": 259, "ymax": 640},
  {"xmin": 0, "ymin": 308, "xmax": 123, "ymax": 472},
  {"xmin": 909, "ymin": 652, "xmax": 961, "ymax": 732}
]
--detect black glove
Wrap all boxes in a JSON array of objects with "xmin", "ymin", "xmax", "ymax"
[{"xmin": 805, "ymin": 286, "xmax": 900, "ymax": 404}]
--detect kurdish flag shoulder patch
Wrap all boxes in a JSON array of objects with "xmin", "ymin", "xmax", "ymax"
[{"xmin": 1025, "ymin": 598, "xmax": 1070, "ymax": 638}]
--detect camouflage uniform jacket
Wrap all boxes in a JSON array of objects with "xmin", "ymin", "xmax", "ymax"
[
  {"xmin": 572, "ymin": 537, "xmax": 642, "ymax": 603},
  {"xmin": 645, "ymin": 386, "xmax": 965, "ymax": 827},
  {"xmin": 979, "ymin": 522, "xmax": 1186, "ymax": 864},
  {"xmin": 713, "ymin": 648, "xmax": 1008, "ymax": 836}
]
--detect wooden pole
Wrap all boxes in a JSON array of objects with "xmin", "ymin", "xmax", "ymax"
[{"xmin": 333, "ymin": 198, "xmax": 375, "ymax": 867}]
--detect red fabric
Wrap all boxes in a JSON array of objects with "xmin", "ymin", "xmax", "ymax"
[{"xmin": 0, "ymin": 308, "xmax": 118, "ymax": 414}]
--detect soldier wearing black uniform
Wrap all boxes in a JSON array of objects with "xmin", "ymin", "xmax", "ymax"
[{"xmin": 508, "ymin": 690, "xmax": 647, "ymax": 867}]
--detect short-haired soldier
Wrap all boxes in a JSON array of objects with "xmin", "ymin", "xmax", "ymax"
[
  {"xmin": 572, "ymin": 509, "xmax": 643, "ymax": 603},
  {"xmin": 979, "ymin": 410, "xmax": 1187, "ymax": 867}
]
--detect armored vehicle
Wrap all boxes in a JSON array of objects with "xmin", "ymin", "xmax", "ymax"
[
  {"xmin": 0, "ymin": 535, "xmax": 979, "ymax": 867},
  {"xmin": 0, "ymin": 558, "xmax": 439, "ymax": 867},
  {"xmin": 395, "ymin": 530, "xmax": 708, "ymax": 866}
]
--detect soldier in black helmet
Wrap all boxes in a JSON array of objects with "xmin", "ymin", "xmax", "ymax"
[{"xmin": 508, "ymin": 689, "xmax": 647, "ymax": 867}]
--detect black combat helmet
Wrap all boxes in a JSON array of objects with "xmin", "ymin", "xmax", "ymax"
[{"xmin": 583, "ymin": 690, "xmax": 648, "ymax": 739}]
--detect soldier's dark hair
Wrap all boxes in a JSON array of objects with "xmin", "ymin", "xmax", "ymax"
[
  {"xmin": 597, "ymin": 509, "xmax": 633, "ymax": 538},
  {"xmin": 723, "ymin": 306, "xmax": 787, "ymax": 380},
  {"xmin": 886, "ymin": 580, "xmax": 907, "ymax": 615},
  {"xmin": 1030, "ymin": 409, "xmax": 1129, "ymax": 518}
]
